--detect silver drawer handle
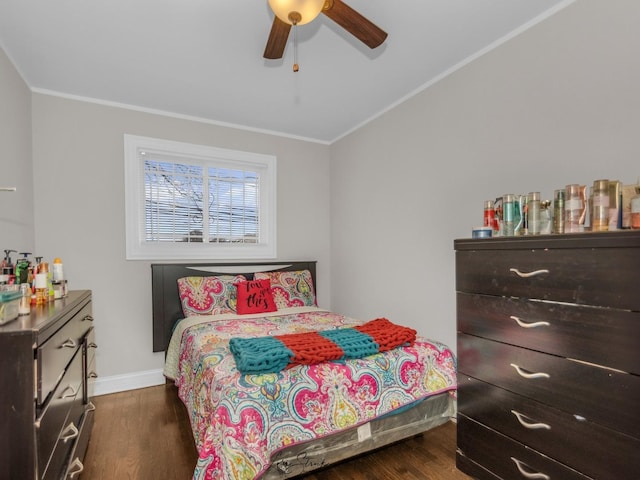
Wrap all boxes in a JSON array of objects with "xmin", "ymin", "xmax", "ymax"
[
  {"xmin": 511, "ymin": 457, "xmax": 550, "ymax": 480},
  {"xmin": 509, "ymin": 268, "xmax": 550, "ymax": 278},
  {"xmin": 510, "ymin": 316, "xmax": 550, "ymax": 329},
  {"xmin": 60, "ymin": 338, "xmax": 77, "ymax": 349},
  {"xmin": 88, "ymin": 342, "xmax": 98, "ymax": 349},
  {"xmin": 60, "ymin": 384, "xmax": 79, "ymax": 399},
  {"xmin": 510, "ymin": 363, "xmax": 550, "ymax": 380},
  {"xmin": 511, "ymin": 410, "xmax": 551, "ymax": 430},
  {"xmin": 60, "ymin": 422, "xmax": 79, "ymax": 443},
  {"xmin": 89, "ymin": 371, "xmax": 98, "ymax": 379},
  {"xmin": 67, "ymin": 458, "xmax": 84, "ymax": 478},
  {"xmin": 83, "ymin": 314, "xmax": 94, "ymax": 322}
]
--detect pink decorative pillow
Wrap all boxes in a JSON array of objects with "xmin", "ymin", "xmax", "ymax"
[
  {"xmin": 254, "ymin": 270, "xmax": 316, "ymax": 309},
  {"xmin": 235, "ymin": 279, "xmax": 277, "ymax": 315},
  {"xmin": 177, "ymin": 275, "xmax": 246, "ymax": 317}
]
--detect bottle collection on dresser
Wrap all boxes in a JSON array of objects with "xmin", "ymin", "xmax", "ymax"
[
  {"xmin": 1, "ymin": 250, "xmax": 68, "ymax": 326},
  {"xmin": 0, "ymin": 249, "xmax": 96, "ymax": 480},
  {"xmin": 473, "ymin": 177, "xmax": 640, "ymax": 239}
]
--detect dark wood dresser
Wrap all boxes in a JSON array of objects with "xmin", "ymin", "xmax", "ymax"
[
  {"xmin": 454, "ymin": 231, "xmax": 639, "ymax": 480},
  {"xmin": 0, "ymin": 290, "xmax": 97, "ymax": 480}
]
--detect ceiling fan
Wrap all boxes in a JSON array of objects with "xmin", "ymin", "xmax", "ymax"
[{"xmin": 264, "ymin": 0, "xmax": 388, "ymax": 60}]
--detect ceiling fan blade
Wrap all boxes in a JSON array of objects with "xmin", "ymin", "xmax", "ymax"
[
  {"xmin": 322, "ymin": 0, "xmax": 387, "ymax": 49},
  {"xmin": 264, "ymin": 16, "xmax": 292, "ymax": 59}
]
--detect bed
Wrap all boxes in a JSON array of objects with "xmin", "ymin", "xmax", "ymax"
[{"xmin": 152, "ymin": 261, "xmax": 457, "ymax": 479}]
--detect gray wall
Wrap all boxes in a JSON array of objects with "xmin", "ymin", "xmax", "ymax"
[
  {"xmin": 0, "ymin": 47, "xmax": 34, "ymax": 253},
  {"xmin": 330, "ymin": 0, "xmax": 640, "ymax": 352},
  {"xmin": 31, "ymin": 95, "xmax": 332, "ymax": 389}
]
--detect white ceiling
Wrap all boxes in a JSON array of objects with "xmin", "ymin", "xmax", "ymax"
[{"xmin": 0, "ymin": 0, "xmax": 572, "ymax": 143}]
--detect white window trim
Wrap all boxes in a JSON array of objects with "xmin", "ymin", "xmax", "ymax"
[{"xmin": 124, "ymin": 134, "xmax": 277, "ymax": 260}]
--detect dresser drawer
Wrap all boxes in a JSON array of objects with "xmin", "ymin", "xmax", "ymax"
[
  {"xmin": 458, "ymin": 415, "xmax": 592, "ymax": 480},
  {"xmin": 83, "ymin": 326, "xmax": 97, "ymax": 402},
  {"xmin": 37, "ymin": 348, "xmax": 83, "ymax": 479},
  {"xmin": 458, "ymin": 333, "xmax": 640, "ymax": 439},
  {"xmin": 458, "ymin": 375, "xmax": 639, "ymax": 479},
  {"xmin": 38, "ymin": 301, "xmax": 93, "ymax": 405},
  {"xmin": 457, "ymin": 292, "xmax": 640, "ymax": 374},
  {"xmin": 64, "ymin": 405, "xmax": 94, "ymax": 480},
  {"xmin": 456, "ymin": 247, "xmax": 640, "ymax": 310},
  {"xmin": 456, "ymin": 452, "xmax": 502, "ymax": 480}
]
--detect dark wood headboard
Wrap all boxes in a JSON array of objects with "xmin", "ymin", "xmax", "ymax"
[{"xmin": 151, "ymin": 261, "xmax": 317, "ymax": 352}]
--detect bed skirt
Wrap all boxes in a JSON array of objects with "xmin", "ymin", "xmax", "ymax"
[{"xmin": 263, "ymin": 391, "xmax": 455, "ymax": 479}]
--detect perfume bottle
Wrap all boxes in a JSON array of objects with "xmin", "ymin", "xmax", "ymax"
[
  {"xmin": 565, "ymin": 184, "xmax": 584, "ymax": 233},
  {"xmin": 18, "ymin": 283, "xmax": 31, "ymax": 315},
  {"xmin": 483, "ymin": 200, "xmax": 495, "ymax": 228},
  {"xmin": 591, "ymin": 179, "xmax": 609, "ymax": 232},
  {"xmin": 539, "ymin": 200, "xmax": 552, "ymax": 234},
  {"xmin": 553, "ymin": 189, "xmax": 565, "ymax": 234},
  {"xmin": 503, "ymin": 194, "xmax": 515, "ymax": 236},
  {"xmin": 528, "ymin": 192, "xmax": 541, "ymax": 235},
  {"xmin": 631, "ymin": 181, "xmax": 640, "ymax": 230}
]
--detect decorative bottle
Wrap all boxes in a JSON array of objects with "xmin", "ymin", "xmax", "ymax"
[
  {"xmin": 631, "ymin": 182, "xmax": 640, "ymax": 229},
  {"xmin": 553, "ymin": 189, "xmax": 565, "ymax": 234},
  {"xmin": 539, "ymin": 200, "xmax": 552, "ymax": 234},
  {"xmin": 528, "ymin": 192, "xmax": 541, "ymax": 235},
  {"xmin": 18, "ymin": 283, "xmax": 31, "ymax": 315},
  {"xmin": 591, "ymin": 179, "xmax": 609, "ymax": 231},
  {"xmin": 565, "ymin": 184, "xmax": 583, "ymax": 233},
  {"xmin": 483, "ymin": 200, "xmax": 495, "ymax": 228},
  {"xmin": 503, "ymin": 194, "xmax": 515, "ymax": 236}
]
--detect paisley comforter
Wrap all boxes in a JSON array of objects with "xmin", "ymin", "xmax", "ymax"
[{"xmin": 164, "ymin": 307, "xmax": 457, "ymax": 480}]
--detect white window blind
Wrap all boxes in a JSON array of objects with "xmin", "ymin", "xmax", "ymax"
[{"xmin": 124, "ymin": 135, "xmax": 276, "ymax": 260}]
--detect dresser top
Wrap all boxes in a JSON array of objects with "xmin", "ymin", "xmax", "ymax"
[
  {"xmin": 0, "ymin": 290, "xmax": 91, "ymax": 337},
  {"xmin": 455, "ymin": 230, "xmax": 640, "ymax": 251}
]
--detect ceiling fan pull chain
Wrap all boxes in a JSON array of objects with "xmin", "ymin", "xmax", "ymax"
[{"xmin": 293, "ymin": 23, "xmax": 299, "ymax": 72}]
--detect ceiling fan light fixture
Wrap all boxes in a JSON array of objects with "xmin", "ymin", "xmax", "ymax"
[{"xmin": 268, "ymin": 0, "xmax": 326, "ymax": 26}]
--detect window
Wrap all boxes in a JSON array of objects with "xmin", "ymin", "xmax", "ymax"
[{"xmin": 124, "ymin": 135, "xmax": 276, "ymax": 260}]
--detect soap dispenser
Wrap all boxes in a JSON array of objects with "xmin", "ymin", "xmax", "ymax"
[{"xmin": 1, "ymin": 249, "xmax": 16, "ymax": 284}]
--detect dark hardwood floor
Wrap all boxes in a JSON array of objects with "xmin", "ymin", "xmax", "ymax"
[{"xmin": 81, "ymin": 384, "xmax": 471, "ymax": 480}]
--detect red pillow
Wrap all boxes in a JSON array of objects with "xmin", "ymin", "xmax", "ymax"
[{"xmin": 235, "ymin": 279, "xmax": 278, "ymax": 314}]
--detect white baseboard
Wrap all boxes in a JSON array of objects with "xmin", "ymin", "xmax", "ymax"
[{"xmin": 92, "ymin": 368, "xmax": 167, "ymax": 396}]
